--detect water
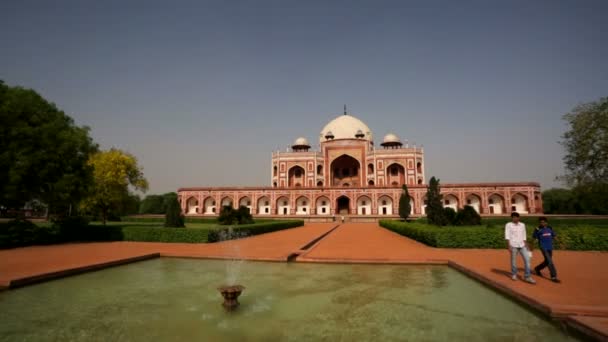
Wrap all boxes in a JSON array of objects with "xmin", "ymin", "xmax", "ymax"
[{"xmin": 0, "ymin": 259, "xmax": 580, "ymax": 341}]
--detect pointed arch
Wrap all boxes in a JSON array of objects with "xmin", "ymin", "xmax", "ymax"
[
  {"xmin": 238, "ymin": 196, "xmax": 252, "ymax": 213},
  {"xmin": 488, "ymin": 193, "xmax": 505, "ymax": 215},
  {"xmin": 295, "ymin": 196, "xmax": 311, "ymax": 215},
  {"xmin": 511, "ymin": 193, "xmax": 529, "ymax": 214},
  {"xmin": 315, "ymin": 195, "xmax": 331, "ymax": 215},
  {"xmin": 220, "ymin": 196, "xmax": 234, "ymax": 209},
  {"xmin": 257, "ymin": 196, "xmax": 271, "ymax": 215},
  {"xmin": 356, "ymin": 195, "xmax": 372, "ymax": 215},
  {"xmin": 378, "ymin": 195, "xmax": 394, "ymax": 215},
  {"xmin": 276, "ymin": 196, "xmax": 290, "ymax": 215},
  {"xmin": 186, "ymin": 196, "xmax": 199, "ymax": 214},
  {"xmin": 464, "ymin": 193, "xmax": 482, "ymax": 213},
  {"xmin": 203, "ymin": 196, "xmax": 216, "ymax": 214}
]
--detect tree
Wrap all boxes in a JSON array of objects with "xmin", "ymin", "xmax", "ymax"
[
  {"xmin": 425, "ymin": 176, "xmax": 448, "ymax": 226},
  {"xmin": 561, "ymin": 97, "xmax": 608, "ymax": 186},
  {"xmin": 0, "ymin": 80, "xmax": 98, "ymax": 216},
  {"xmin": 139, "ymin": 192, "xmax": 177, "ymax": 214},
  {"xmin": 164, "ymin": 196, "xmax": 185, "ymax": 227},
  {"xmin": 542, "ymin": 188, "xmax": 578, "ymax": 214},
  {"xmin": 139, "ymin": 195, "xmax": 165, "ymax": 214},
  {"xmin": 80, "ymin": 149, "xmax": 148, "ymax": 225},
  {"xmin": 398, "ymin": 184, "xmax": 411, "ymax": 220}
]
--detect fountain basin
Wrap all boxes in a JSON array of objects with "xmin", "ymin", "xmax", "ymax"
[
  {"xmin": 0, "ymin": 259, "xmax": 581, "ymax": 341},
  {"xmin": 218, "ymin": 285, "xmax": 245, "ymax": 310}
]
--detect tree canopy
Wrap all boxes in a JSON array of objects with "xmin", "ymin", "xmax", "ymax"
[
  {"xmin": 561, "ymin": 97, "xmax": 608, "ymax": 186},
  {"xmin": 0, "ymin": 81, "xmax": 98, "ymax": 215},
  {"xmin": 80, "ymin": 149, "xmax": 148, "ymax": 224},
  {"xmin": 139, "ymin": 192, "xmax": 177, "ymax": 214}
]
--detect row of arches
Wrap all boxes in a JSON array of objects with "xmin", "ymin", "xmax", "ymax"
[
  {"xmin": 184, "ymin": 195, "xmax": 397, "ymax": 216},
  {"xmin": 184, "ymin": 192, "xmax": 533, "ymax": 215}
]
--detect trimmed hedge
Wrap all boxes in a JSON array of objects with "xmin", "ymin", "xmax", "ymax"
[
  {"xmin": 122, "ymin": 216, "xmax": 220, "ymax": 224},
  {"xmin": 1, "ymin": 218, "xmax": 305, "ymax": 248},
  {"xmin": 380, "ymin": 220, "xmax": 608, "ymax": 251},
  {"xmin": 207, "ymin": 220, "xmax": 304, "ymax": 242},
  {"xmin": 121, "ymin": 226, "xmax": 209, "ymax": 243}
]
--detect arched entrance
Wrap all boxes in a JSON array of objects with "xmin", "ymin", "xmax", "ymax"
[
  {"xmin": 288, "ymin": 166, "xmax": 305, "ymax": 187},
  {"xmin": 336, "ymin": 196, "xmax": 350, "ymax": 215},
  {"xmin": 331, "ymin": 155, "xmax": 361, "ymax": 187}
]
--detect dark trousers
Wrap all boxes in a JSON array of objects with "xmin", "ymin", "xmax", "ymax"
[{"xmin": 535, "ymin": 248, "xmax": 557, "ymax": 278}]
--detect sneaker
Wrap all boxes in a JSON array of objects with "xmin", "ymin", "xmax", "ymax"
[
  {"xmin": 511, "ymin": 275, "xmax": 517, "ymax": 281},
  {"xmin": 551, "ymin": 277, "xmax": 561, "ymax": 283},
  {"xmin": 524, "ymin": 277, "xmax": 536, "ymax": 284}
]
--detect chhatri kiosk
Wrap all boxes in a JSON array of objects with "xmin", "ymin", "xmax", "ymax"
[{"xmin": 178, "ymin": 110, "xmax": 542, "ymax": 219}]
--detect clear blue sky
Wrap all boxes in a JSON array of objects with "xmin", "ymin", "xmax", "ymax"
[{"xmin": 2, "ymin": 0, "xmax": 607, "ymax": 194}]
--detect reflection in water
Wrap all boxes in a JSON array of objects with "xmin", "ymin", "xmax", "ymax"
[{"xmin": 0, "ymin": 259, "xmax": 580, "ymax": 342}]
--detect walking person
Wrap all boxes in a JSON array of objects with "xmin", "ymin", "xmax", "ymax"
[
  {"xmin": 505, "ymin": 212, "xmax": 536, "ymax": 284},
  {"xmin": 533, "ymin": 217, "xmax": 560, "ymax": 283}
]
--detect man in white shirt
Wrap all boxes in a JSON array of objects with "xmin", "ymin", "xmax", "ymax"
[{"xmin": 505, "ymin": 212, "xmax": 536, "ymax": 284}]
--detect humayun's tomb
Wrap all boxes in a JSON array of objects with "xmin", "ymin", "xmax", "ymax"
[{"xmin": 178, "ymin": 110, "xmax": 542, "ymax": 220}]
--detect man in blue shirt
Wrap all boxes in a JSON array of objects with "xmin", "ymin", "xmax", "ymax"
[{"xmin": 533, "ymin": 217, "xmax": 560, "ymax": 283}]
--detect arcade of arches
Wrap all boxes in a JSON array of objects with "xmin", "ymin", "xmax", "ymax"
[{"xmin": 179, "ymin": 186, "xmax": 542, "ymax": 217}]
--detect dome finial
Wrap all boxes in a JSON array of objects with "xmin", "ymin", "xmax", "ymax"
[{"xmin": 344, "ymin": 104, "xmax": 347, "ymax": 115}]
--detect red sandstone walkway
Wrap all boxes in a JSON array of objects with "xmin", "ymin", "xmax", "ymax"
[
  {"xmin": 0, "ymin": 223, "xmax": 337, "ymax": 288},
  {"xmin": 0, "ymin": 222, "xmax": 607, "ymax": 340}
]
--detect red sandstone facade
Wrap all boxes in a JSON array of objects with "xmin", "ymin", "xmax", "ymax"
[{"xmin": 178, "ymin": 112, "xmax": 542, "ymax": 218}]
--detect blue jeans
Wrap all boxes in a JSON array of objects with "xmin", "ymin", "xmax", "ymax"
[
  {"xmin": 535, "ymin": 248, "xmax": 557, "ymax": 278},
  {"xmin": 511, "ymin": 246, "xmax": 531, "ymax": 278}
]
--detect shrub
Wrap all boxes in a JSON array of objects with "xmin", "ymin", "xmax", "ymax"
[
  {"xmin": 51, "ymin": 216, "xmax": 92, "ymax": 240},
  {"xmin": 443, "ymin": 207, "xmax": 457, "ymax": 225},
  {"xmin": 455, "ymin": 205, "xmax": 482, "ymax": 226},
  {"xmin": 218, "ymin": 206, "xmax": 254, "ymax": 225},
  {"xmin": 218, "ymin": 206, "xmax": 237, "ymax": 225},
  {"xmin": 120, "ymin": 226, "xmax": 208, "ymax": 243},
  {"xmin": 121, "ymin": 216, "xmax": 220, "ymax": 224},
  {"xmin": 0, "ymin": 219, "xmax": 39, "ymax": 248},
  {"xmin": 379, "ymin": 220, "xmax": 608, "ymax": 250},
  {"xmin": 208, "ymin": 220, "xmax": 304, "ymax": 243},
  {"xmin": 236, "ymin": 206, "xmax": 254, "ymax": 224}
]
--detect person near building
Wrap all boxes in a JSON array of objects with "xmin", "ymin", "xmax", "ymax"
[{"xmin": 505, "ymin": 212, "xmax": 536, "ymax": 284}]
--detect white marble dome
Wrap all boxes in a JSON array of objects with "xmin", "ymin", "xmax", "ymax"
[
  {"xmin": 293, "ymin": 137, "xmax": 310, "ymax": 146},
  {"xmin": 383, "ymin": 133, "xmax": 401, "ymax": 144},
  {"xmin": 320, "ymin": 114, "xmax": 373, "ymax": 142}
]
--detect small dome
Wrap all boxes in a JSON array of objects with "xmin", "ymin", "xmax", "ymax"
[
  {"xmin": 381, "ymin": 133, "xmax": 403, "ymax": 147},
  {"xmin": 293, "ymin": 137, "xmax": 309, "ymax": 146},
  {"xmin": 383, "ymin": 133, "xmax": 401, "ymax": 143}
]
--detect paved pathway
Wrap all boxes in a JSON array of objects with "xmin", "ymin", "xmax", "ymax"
[{"xmin": 1, "ymin": 222, "xmax": 606, "ymax": 340}]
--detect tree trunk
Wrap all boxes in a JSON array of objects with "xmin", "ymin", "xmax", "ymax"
[{"xmin": 102, "ymin": 208, "xmax": 107, "ymax": 226}]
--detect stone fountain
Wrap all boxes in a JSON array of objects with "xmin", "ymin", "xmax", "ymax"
[
  {"xmin": 218, "ymin": 285, "xmax": 245, "ymax": 311},
  {"xmin": 217, "ymin": 227, "xmax": 248, "ymax": 311}
]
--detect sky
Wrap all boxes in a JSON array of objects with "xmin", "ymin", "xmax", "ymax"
[{"xmin": 1, "ymin": 0, "xmax": 607, "ymax": 194}]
